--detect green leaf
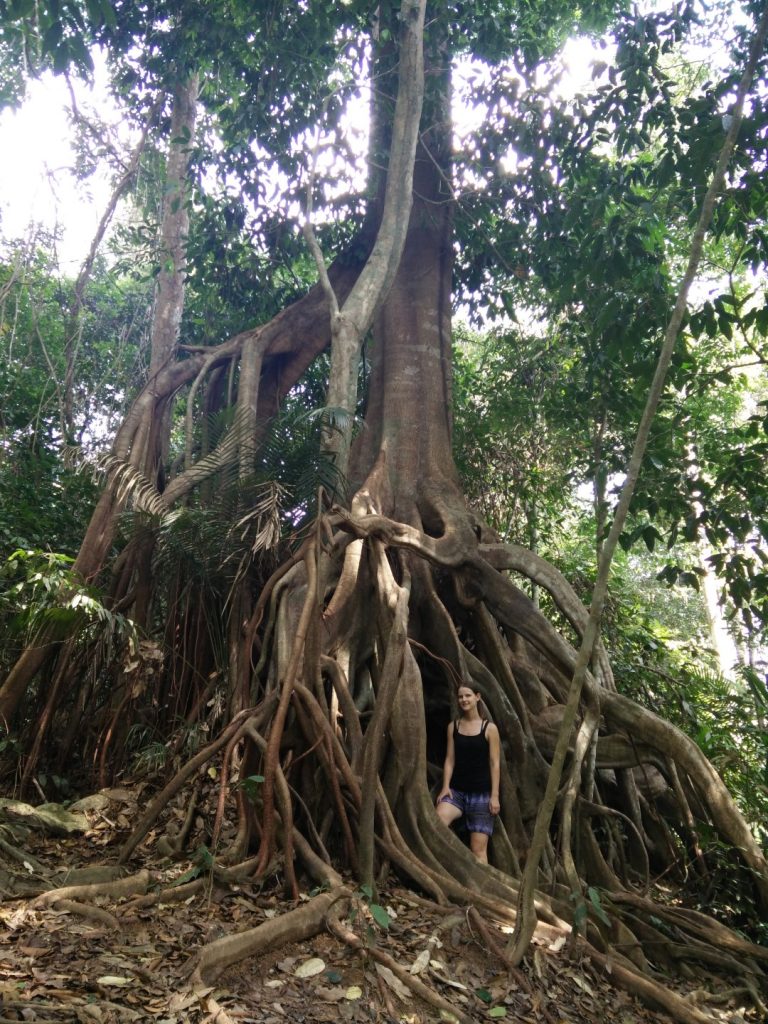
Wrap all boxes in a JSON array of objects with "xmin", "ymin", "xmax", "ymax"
[
  {"xmin": 196, "ymin": 844, "xmax": 214, "ymax": 868},
  {"xmin": 9, "ymin": 0, "xmax": 35, "ymax": 16},
  {"xmin": 100, "ymin": 0, "xmax": 117, "ymax": 28},
  {"xmin": 475, "ymin": 988, "xmax": 493, "ymax": 1004},
  {"xmin": 170, "ymin": 864, "xmax": 202, "ymax": 886},
  {"xmin": 369, "ymin": 903, "xmax": 389, "ymax": 929},
  {"xmin": 587, "ymin": 886, "xmax": 611, "ymax": 925},
  {"xmin": 489, "ymin": 1008, "xmax": 507, "ymax": 1019}
]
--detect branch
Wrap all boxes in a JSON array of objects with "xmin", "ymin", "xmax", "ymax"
[{"xmin": 301, "ymin": 94, "xmax": 340, "ymax": 320}]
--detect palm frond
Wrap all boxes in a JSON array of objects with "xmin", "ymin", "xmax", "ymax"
[
  {"xmin": 233, "ymin": 480, "xmax": 289, "ymax": 554},
  {"xmin": 63, "ymin": 446, "xmax": 169, "ymax": 520},
  {"xmin": 95, "ymin": 453, "xmax": 169, "ymax": 519}
]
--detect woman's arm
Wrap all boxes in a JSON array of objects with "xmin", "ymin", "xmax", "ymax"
[
  {"xmin": 487, "ymin": 723, "xmax": 501, "ymax": 815},
  {"xmin": 436, "ymin": 722, "xmax": 455, "ymax": 805}
]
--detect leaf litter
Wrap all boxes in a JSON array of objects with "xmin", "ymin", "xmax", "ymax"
[{"xmin": 0, "ymin": 786, "xmax": 756, "ymax": 1024}]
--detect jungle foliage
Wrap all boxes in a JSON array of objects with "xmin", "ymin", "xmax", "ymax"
[{"xmin": 1, "ymin": 0, "xmax": 768, "ymax": 1018}]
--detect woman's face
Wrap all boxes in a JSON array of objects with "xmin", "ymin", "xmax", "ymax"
[{"xmin": 457, "ymin": 686, "xmax": 480, "ymax": 713}]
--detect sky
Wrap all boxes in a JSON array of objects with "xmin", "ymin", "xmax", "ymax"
[
  {"xmin": 0, "ymin": 37, "xmax": 605, "ymax": 272},
  {"xmin": 0, "ymin": 51, "xmax": 127, "ymax": 271}
]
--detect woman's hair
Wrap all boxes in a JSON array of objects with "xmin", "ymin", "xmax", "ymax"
[{"xmin": 456, "ymin": 682, "xmax": 481, "ymax": 697}]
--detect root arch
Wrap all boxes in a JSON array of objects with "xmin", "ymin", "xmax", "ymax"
[{"xmin": 107, "ymin": 493, "xmax": 768, "ymax": 1021}]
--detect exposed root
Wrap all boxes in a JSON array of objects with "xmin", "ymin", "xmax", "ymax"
[
  {"xmin": 32, "ymin": 868, "xmax": 152, "ymax": 908},
  {"xmin": 10, "ymin": 500, "xmax": 764, "ymax": 1024},
  {"xmin": 50, "ymin": 898, "xmax": 120, "ymax": 929},
  {"xmin": 686, "ymin": 985, "xmax": 758, "ymax": 1008},
  {"xmin": 326, "ymin": 902, "xmax": 476, "ymax": 1024},
  {"xmin": 466, "ymin": 905, "xmax": 512, "ymax": 968},
  {"xmin": 191, "ymin": 887, "xmax": 348, "ymax": 984},
  {"xmin": 585, "ymin": 945, "xmax": 741, "ymax": 1024},
  {"xmin": 0, "ymin": 836, "xmax": 46, "ymax": 875},
  {"xmin": 610, "ymin": 888, "xmax": 768, "ymax": 965},
  {"xmin": 120, "ymin": 877, "xmax": 207, "ymax": 914},
  {"xmin": 119, "ymin": 700, "xmax": 276, "ymax": 864}
]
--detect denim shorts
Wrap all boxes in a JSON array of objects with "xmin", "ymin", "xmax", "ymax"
[{"xmin": 438, "ymin": 789, "xmax": 494, "ymax": 835}]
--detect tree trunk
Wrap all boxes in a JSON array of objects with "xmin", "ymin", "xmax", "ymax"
[
  {"xmin": 318, "ymin": 0, "xmax": 427, "ymax": 475},
  {"xmin": 352, "ymin": 52, "xmax": 457, "ymax": 524},
  {"xmin": 5, "ymin": 9, "xmax": 768, "ymax": 1018}
]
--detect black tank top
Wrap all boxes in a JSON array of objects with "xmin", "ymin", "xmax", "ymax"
[{"xmin": 451, "ymin": 719, "xmax": 491, "ymax": 794}]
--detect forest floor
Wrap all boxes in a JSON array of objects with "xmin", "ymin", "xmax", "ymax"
[{"xmin": 0, "ymin": 784, "xmax": 756, "ymax": 1024}]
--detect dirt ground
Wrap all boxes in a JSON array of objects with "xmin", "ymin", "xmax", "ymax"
[{"xmin": 0, "ymin": 786, "xmax": 758, "ymax": 1024}]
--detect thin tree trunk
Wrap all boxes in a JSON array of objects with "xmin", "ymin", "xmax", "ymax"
[
  {"xmin": 137, "ymin": 75, "xmax": 199, "ymax": 485},
  {"xmin": 316, "ymin": 0, "xmax": 427, "ymax": 476},
  {"xmin": 508, "ymin": 2, "xmax": 768, "ymax": 962},
  {"xmin": 62, "ymin": 94, "xmax": 163, "ymax": 440},
  {"xmin": 0, "ymin": 78, "xmax": 198, "ymax": 721}
]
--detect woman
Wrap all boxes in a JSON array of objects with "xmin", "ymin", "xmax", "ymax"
[{"xmin": 435, "ymin": 683, "xmax": 500, "ymax": 863}]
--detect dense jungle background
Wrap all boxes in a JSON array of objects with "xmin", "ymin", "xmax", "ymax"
[{"xmin": 1, "ymin": 0, "xmax": 768, "ymax": 1021}]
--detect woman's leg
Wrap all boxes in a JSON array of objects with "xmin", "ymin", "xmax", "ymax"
[
  {"xmin": 469, "ymin": 831, "xmax": 490, "ymax": 863},
  {"xmin": 436, "ymin": 799, "xmax": 463, "ymax": 828}
]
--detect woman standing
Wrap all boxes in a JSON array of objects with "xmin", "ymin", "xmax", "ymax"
[{"xmin": 435, "ymin": 683, "xmax": 500, "ymax": 863}]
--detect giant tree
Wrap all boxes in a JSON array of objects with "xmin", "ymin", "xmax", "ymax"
[{"xmin": 2, "ymin": 0, "xmax": 768, "ymax": 1018}]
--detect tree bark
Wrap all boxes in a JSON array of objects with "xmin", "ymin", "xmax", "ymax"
[
  {"xmin": 351, "ymin": 44, "xmax": 458, "ymax": 524},
  {"xmin": 320, "ymin": 0, "xmax": 427, "ymax": 475}
]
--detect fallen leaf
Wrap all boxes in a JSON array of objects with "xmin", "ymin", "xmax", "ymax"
[
  {"xmin": 76, "ymin": 1006, "xmax": 104, "ymax": 1022},
  {"xmin": 571, "ymin": 974, "xmax": 595, "ymax": 996},
  {"xmin": 429, "ymin": 961, "xmax": 467, "ymax": 991},
  {"xmin": 316, "ymin": 985, "xmax": 345, "ymax": 1002},
  {"xmin": 409, "ymin": 949, "xmax": 430, "ymax": 975},
  {"xmin": 294, "ymin": 957, "xmax": 326, "ymax": 979},
  {"xmin": 192, "ymin": 985, "xmax": 215, "ymax": 998},
  {"xmin": 375, "ymin": 963, "xmax": 410, "ymax": 1000},
  {"xmin": 168, "ymin": 990, "xmax": 198, "ymax": 1011}
]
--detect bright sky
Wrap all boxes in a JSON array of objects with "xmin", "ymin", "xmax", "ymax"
[
  {"xmin": 0, "ymin": 38, "xmax": 604, "ymax": 271},
  {"xmin": 0, "ymin": 51, "xmax": 123, "ymax": 270}
]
